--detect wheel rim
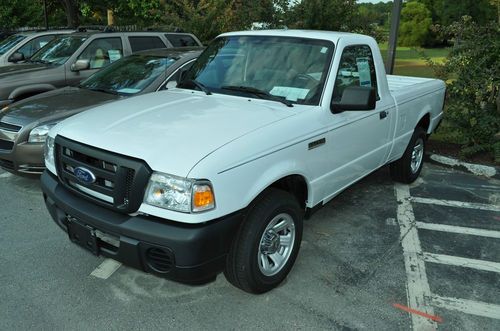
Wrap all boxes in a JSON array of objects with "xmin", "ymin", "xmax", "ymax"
[
  {"xmin": 410, "ymin": 138, "xmax": 424, "ymax": 174},
  {"xmin": 258, "ymin": 213, "xmax": 296, "ymax": 277}
]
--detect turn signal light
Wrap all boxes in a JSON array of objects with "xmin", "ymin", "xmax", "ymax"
[{"xmin": 192, "ymin": 184, "xmax": 215, "ymax": 212}]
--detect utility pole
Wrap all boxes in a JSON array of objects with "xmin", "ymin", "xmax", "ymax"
[
  {"xmin": 385, "ymin": 0, "xmax": 402, "ymax": 75},
  {"xmin": 43, "ymin": 0, "xmax": 49, "ymax": 30}
]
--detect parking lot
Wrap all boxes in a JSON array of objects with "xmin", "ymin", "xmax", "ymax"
[{"xmin": 1, "ymin": 163, "xmax": 499, "ymax": 330}]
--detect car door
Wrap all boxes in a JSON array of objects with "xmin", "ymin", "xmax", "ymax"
[
  {"xmin": 322, "ymin": 43, "xmax": 393, "ymax": 201},
  {"xmin": 65, "ymin": 37, "xmax": 124, "ymax": 85}
]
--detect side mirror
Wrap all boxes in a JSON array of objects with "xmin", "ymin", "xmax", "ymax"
[
  {"xmin": 8, "ymin": 52, "xmax": 25, "ymax": 63},
  {"xmin": 331, "ymin": 86, "xmax": 376, "ymax": 114},
  {"xmin": 71, "ymin": 59, "xmax": 90, "ymax": 72}
]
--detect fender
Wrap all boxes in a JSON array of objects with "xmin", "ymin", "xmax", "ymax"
[{"xmin": 8, "ymin": 84, "xmax": 57, "ymax": 101}]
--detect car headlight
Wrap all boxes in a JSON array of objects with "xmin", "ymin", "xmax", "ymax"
[
  {"xmin": 44, "ymin": 135, "xmax": 55, "ymax": 170},
  {"xmin": 144, "ymin": 172, "xmax": 215, "ymax": 213},
  {"xmin": 29, "ymin": 123, "xmax": 56, "ymax": 143}
]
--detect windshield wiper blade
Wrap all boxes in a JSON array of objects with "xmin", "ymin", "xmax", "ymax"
[
  {"xmin": 178, "ymin": 79, "xmax": 211, "ymax": 95},
  {"xmin": 220, "ymin": 85, "xmax": 293, "ymax": 107}
]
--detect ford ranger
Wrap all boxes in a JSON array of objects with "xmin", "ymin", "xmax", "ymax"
[{"xmin": 40, "ymin": 30, "xmax": 445, "ymax": 293}]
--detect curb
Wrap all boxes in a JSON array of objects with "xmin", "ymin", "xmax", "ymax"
[{"xmin": 425, "ymin": 153, "xmax": 500, "ymax": 180}]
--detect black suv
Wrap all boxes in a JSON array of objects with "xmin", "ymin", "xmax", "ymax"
[{"xmin": 0, "ymin": 31, "xmax": 202, "ymax": 108}]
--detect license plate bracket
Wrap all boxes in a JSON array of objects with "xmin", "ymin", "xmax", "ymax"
[{"xmin": 67, "ymin": 217, "xmax": 99, "ymax": 255}]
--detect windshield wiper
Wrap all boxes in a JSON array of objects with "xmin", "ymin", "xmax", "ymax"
[
  {"xmin": 220, "ymin": 85, "xmax": 293, "ymax": 107},
  {"xmin": 86, "ymin": 87, "xmax": 119, "ymax": 95},
  {"xmin": 178, "ymin": 79, "xmax": 211, "ymax": 95}
]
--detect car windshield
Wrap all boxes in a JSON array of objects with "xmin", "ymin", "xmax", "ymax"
[
  {"xmin": 80, "ymin": 54, "xmax": 179, "ymax": 94},
  {"xmin": 0, "ymin": 34, "xmax": 26, "ymax": 55},
  {"xmin": 181, "ymin": 35, "xmax": 334, "ymax": 105},
  {"xmin": 29, "ymin": 35, "xmax": 87, "ymax": 65}
]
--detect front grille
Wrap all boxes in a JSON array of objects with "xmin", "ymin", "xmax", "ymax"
[
  {"xmin": 55, "ymin": 136, "xmax": 152, "ymax": 214},
  {"xmin": 0, "ymin": 159, "xmax": 14, "ymax": 170},
  {"xmin": 0, "ymin": 139, "xmax": 14, "ymax": 151},
  {"xmin": 145, "ymin": 247, "xmax": 174, "ymax": 273},
  {"xmin": 0, "ymin": 121, "xmax": 22, "ymax": 133}
]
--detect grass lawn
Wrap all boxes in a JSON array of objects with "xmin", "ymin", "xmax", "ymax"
[{"xmin": 378, "ymin": 43, "xmax": 450, "ymax": 78}]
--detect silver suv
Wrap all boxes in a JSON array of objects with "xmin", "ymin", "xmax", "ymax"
[{"xmin": 0, "ymin": 30, "xmax": 75, "ymax": 66}]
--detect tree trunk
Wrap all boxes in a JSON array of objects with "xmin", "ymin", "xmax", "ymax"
[{"xmin": 59, "ymin": 0, "xmax": 79, "ymax": 28}]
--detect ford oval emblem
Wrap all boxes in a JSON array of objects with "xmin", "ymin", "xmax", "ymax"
[{"xmin": 74, "ymin": 167, "xmax": 96, "ymax": 184}]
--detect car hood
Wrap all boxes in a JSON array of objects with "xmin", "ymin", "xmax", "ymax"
[
  {"xmin": 52, "ymin": 89, "xmax": 297, "ymax": 176},
  {"xmin": 0, "ymin": 87, "xmax": 120, "ymax": 126},
  {"xmin": 0, "ymin": 62, "xmax": 52, "ymax": 80}
]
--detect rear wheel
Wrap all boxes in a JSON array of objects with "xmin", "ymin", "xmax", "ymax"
[
  {"xmin": 390, "ymin": 127, "xmax": 426, "ymax": 183},
  {"xmin": 224, "ymin": 188, "xmax": 303, "ymax": 293}
]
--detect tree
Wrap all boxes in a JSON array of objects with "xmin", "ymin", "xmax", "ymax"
[
  {"xmin": 398, "ymin": 2, "xmax": 432, "ymax": 46},
  {"xmin": 289, "ymin": 0, "xmax": 358, "ymax": 31},
  {"xmin": 0, "ymin": 0, "xmax": 44, "ymax": 28}
]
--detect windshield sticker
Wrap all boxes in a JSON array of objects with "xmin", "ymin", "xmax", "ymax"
[
  {"xmin": 108, "ymin": 49, "xmax": 122, "ymax": 62},
  {"xmin": 270, "ymin": 86, "xmax": 310, "ymax": 101},
  {"xmin": 39, "ymin": 41, "xmax": 49, "ymax": 48},
  {"xmin": 116, "ymin": 88, "xmax": 140, "ymax": 94},
  {"xmin": 356, "ymin": 57, "xmax": 371, "ymax": 87},
  {"xmin": 320, "ymin": 47, "xmax": 328, "ymax": 54}
]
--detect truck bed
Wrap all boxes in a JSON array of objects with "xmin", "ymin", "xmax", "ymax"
[{"xmin": 387, "ymin": 74, "xmax": 445, "ymax": 104}]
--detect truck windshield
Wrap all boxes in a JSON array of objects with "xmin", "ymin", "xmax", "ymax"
[
  {"xmin": 181, "ymin": 35, "xmax": 334, "ymax": 105},
  {"xmin": 80, "ymin": 54, "xmax": 178, "ymax": 95},
  {"xmin": 29, "ymin": 35, "xmax": 87, "ymax": 65},
  {"xmin": 0, "ymin": 34, "xmax": 26, "ymax": 55}
]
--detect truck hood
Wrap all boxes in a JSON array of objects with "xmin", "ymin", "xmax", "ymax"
[
  {"xmin": 53, "ymin": 89, "xmax": 297, "ymax": 176},
  {"xmin": 0, "ymin": 62, "xmax": 52, "ymax": 81},
  {"xmin": 0, "ymin": 87, "xmax": 120, "ymax": 127}
]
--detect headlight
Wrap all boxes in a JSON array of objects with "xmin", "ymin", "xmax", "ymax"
[
  {"xmin": 144, "ymin": 172, "xmax": 215, "ymax": 213},
  {"xmin": 29, "ymin": 123, "xmax": 56, "ymax": 143},
  {"xmin": 44, "ymin": 135, "xmax": 55, "ymax": 169}
]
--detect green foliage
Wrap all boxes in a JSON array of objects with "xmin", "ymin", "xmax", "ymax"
[
  {"xmin": 290, "ymin": 0, "xmax": 357, "ymax": 31},
  {"xmin": 398, "ymin": 2, "xmax": 432, "ymax": 47},
  {"xmin": 0, "ymin": 0, "xmax": 44, "ymax": 28},
  {"xmin": 428, "ymin": 17, "xmax": 500, "ymax": 159}
]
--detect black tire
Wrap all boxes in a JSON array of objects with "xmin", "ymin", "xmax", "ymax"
[
  {"xmin": 224, "ymin": 188, "xmax": 303, "ymax": 294},
  {"xmin": 390, "ymin": 127, "xmax": 426, "ymax": 183}
]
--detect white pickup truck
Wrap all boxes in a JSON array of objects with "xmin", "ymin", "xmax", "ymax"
[{"xmin": 41, "ymin": 30, "xmax": 445, "ymax": 293}]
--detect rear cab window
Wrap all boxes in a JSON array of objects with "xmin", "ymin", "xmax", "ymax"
[{"xmin": 128, "ymin": 36, "xmax": 166, "ymax": 52}]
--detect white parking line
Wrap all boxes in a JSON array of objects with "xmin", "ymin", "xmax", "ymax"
[
  {"xmin": 411, "ymin": 197, "xmax": 500, "ymax": 212},
  {"xmin": 423, "ymin": 253, "xmax": 500, "ymax": 274},
  {"xmin": 90, "ymin": 258, "xmax": 122, "ymax": 279},
  {"xmin": 429, "ymin": 295, "xmax": 500, "ymax": 320},
  {"xmin": 395, "ymin": 184, "xmax": 437, "ymax": 330},
  {"xmin": 416, "ymin": 222, "xmax": 500, "ymax": 239}
]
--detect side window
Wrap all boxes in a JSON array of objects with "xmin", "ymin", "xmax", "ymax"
[
  {"xmin": 128, "ymin": 36, "xmax": 166, "ymax": 52},
  {"xmin": 16, "ymin": 35, "xmax": 55, "ymax": 58},
  {"xmin": 333, "ymin": 45, "xmax": 377, "ymax": 102},
  {"xmin": 165, "ymin": 34, "xmax": 198, "ymax": 47},
  {"xmin": 160, "ymin": 60, "xmax": 196, "ymax": 90},
  {"xmin": 77, "ymin": 37, "xmax": 123, "ymax": 69}
]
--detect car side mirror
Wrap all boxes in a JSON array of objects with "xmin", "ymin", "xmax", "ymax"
[
  {"xmin": 71, "ymin": 59, "xmax": 90, "ymax": 72},
  {"xmin": 331, "ymin": 86, "xmax": 376, "ymax": 114},
  {"xmin": 8, "ymin": 52, "xmax": 25, "ymax": 63}
]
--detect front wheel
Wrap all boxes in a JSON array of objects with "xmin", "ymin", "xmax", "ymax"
[
  {"xmin": 224, "ymin": 188, "xmax": 303, "ymax": 293},
  {"xmin": 390, "ymin": 127, "xmax": 426, "ymax": 183}
]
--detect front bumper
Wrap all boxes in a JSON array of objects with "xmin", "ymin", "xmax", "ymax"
[
  {"xmin": 41, "ymin": 171, "xmax": 244, "ymax": 283},
  {"xmin": 0, "ymin": 141, "xmax": 45, "ymax": 175}
]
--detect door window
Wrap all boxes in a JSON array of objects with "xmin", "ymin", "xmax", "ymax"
[
  {"xmin": 16, "ymin": 35, "xmax": 55, "ymax": 59},
  {"xmin": 160, "ymin": 59, "xmax": 196, "ymax": 90},
  {"xmin": 165, "ymin": 34, "xmax": 199, "ymax": 47},
  {"xmin": 333, "ymin": 45, "xmax": 378, "ymax": 102},
  {"xmin": 128, "ymin": 36, "xmax": 166, "ymax": 52},
  {"xmin": 77, "ymin": 37, "xmax": 123, "ymax": 69}
]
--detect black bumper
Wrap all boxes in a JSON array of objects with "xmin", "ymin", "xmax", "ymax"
[{"xmin": 41, "ymin": 171, "xmax": 244, "ymax": 283}]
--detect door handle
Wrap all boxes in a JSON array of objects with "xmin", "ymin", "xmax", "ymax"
[{"xmin": 379, "ymin": 111, "xmax": 388, "ymax": 119}]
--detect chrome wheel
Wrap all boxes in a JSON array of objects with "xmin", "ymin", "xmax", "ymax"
[
  {"xmin": 410, "ymin": 138, "xmax": 424, "ymax": 174},
  {"xmin": 258, "ymin": 213, "xmax": 296, "ymax": 277}
]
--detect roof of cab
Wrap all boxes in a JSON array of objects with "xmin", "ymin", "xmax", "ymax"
[{"xmin": 219, "ymin": 29, "xmax": 371, "ymax": 44}]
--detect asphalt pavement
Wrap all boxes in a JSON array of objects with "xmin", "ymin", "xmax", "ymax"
[{"xmin": 1, "ymin": 163, "xmax": 499, "ymax": 330}]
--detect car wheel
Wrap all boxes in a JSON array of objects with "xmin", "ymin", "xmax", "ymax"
[
  {"xmin": 224, "ymin": 188, "xmax": 303, "ymax": 293},
  {"xmin": 390, "ymin": 126, "xmax": 426, "ymax": 183}
]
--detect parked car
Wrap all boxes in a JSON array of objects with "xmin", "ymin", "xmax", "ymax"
[
  {"xmin": 0, "ymin": 30, "xmax": 202, "ymax": 108},
  {"xmin": 0, "ymin": 30, "xmax": 75, "ymax": 66},
  {"xmin": 40, "ymin": 30, "xmax": 445, "ymax": 293},
  {"xmin": 0, "ymin": 31, "xmax": 15, "ymax": 42},
  {"xmin": 0, "ymin": 47, "xmax": 202, "ymax": 175}
]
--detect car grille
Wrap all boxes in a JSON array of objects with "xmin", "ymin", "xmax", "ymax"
[
  {"xmin": 55, "ymin": 136, "xmax": 152, "ymax": 214},
  {"xmin": 0, "ymin": 139, "xmax": 14, "ymax": 151},
  {"xmin": 0, "ymin": 121, "xmax": 22, "ymax": 133}
]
